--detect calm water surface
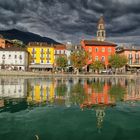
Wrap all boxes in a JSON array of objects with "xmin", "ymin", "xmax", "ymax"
[{"xmin": 0, "ymin": 77, "xmax": 140, "ymax": 140}]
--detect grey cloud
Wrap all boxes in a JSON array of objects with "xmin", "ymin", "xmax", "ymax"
[{"xmin": 0, "ymin": 0, "xmax": 140, "ymax": 44}]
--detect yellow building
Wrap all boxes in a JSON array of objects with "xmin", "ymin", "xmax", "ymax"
[{"xmin": 27, "ymin": 42, "xmax": 54, "ymax": 71}]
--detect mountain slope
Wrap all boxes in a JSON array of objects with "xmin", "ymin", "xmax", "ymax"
[{"xmin": 0, "ymin": 29, "xmax": 60, "ymax": 45}]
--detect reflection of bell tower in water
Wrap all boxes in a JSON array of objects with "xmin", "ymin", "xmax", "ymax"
[
  {"xmin": 96, "ymin": 16, "xmax": 106, "ymax": 41},
  {"xmin": 95, "ymin": 106, "xmax": 106, "ymax": 132}
]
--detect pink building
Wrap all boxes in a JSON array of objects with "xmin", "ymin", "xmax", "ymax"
[{"xmin": 116, "ymin": 46, "xmax": 140, "ymax": 70}]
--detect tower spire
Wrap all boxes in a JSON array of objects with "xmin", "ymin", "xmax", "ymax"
[{"xmin": 96, "ymin": 16, "xmax": 106, "ymax": 41}]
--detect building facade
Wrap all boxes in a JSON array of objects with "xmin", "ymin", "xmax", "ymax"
[
  {"xmin": 81, "ymin": 16, "xmax": 117, "ymax": 67},
  {"xmin": 116, "ymin": 46, "xmax": 140, "ymax": 70},
  {"xmin": 81, "ymin": 40, "xmax": 116, "ymax": 67},
  {"xmin": 27, "ymin": 42, "xmax": 54, "ymax": 71},
  {"xmin": 54, "ymin": 44, "xmax": 66, "ymax": 60},
  {"xmin": 0, "ymin": 47, "xmax": 28, "ymax": 71}
]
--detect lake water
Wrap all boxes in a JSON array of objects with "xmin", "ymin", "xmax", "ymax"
[{"xmin": 0, "ymin": 77, "xmax": 140, "ymax": 140}]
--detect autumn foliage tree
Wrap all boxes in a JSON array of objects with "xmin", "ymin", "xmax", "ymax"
[
  {"xmin": 56, "ymin": 56, "xmax": 68, "ymax": 72},
  {"xmin": 90, "ymin": 60, "xmax": 105, "ymax": 73},
  {"xmin": 70, "ymin": 50, "xmax": 88, "ymax": 74},
  {"xmin": 109, "ymin": 54, "xmax": 128, "ymax": 74}
]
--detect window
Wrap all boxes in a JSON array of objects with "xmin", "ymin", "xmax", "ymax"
[
  {"xmin": 41, "ymin": 60, "xmax": 43, "ymax": 63},
  {"xmin": 64, "ymin": 50, "xmax": 65, "ymax": 54},
  {"xmin": 102, "ymin": 48, "xmax": 105, "ymax": 52},
  {"xmin": 101, "ymin": 56, "xmax": 105, "ymax": 62},
  {"xmin": 9, "ymin": 55, "xmax": 11, "ymax": 58},
  {"xmin": 32, "ymin": 59, "xmax": 35, "ymax": 63},
  {"xmin": 47, "ymin": 54, "xmax": 49, "ymax": 58},
  {"xmin": 128, "ymin": 54, "xmax": 132, "ymax": 59},
  {"xmin": 32, "ymin": 48, "xmax": 35, "ymax": 53},
  {"xmin": 55, "ymin": 50, "xmax": 57, "ymax": 54},
  {"xmin": 41, "ymin": 48, "xmax": 44, "ymax": 53},
  {"xmin": 135, "ymin": 53, "xmax": 139, "ymax": 59},
  {"xmin": 89, "ymin": 47, "xmax": 92, "ymax": 52},
  {"xmin": 108, "ymin": 48, "xmax": 111, "ymax": 52},
  {"xmin": 95, "ymin": 56, "xmax": 98, "ymax": 61},
  {"xmin": 47, "ymin": 49, "xmax": 50, "ymax": 54},
  {"xmin": 19, "ymin": 55, "xmax": 22, "ymax": 60},
  {"xmin": 95, "ymin": 48, "xmax": 98, "ymax": 52},
  {"xmin": 59, "ymin": 50, "xmax": 61, "ymax": 54},
  {"xmin": 47, "ymin": 60, "xmax": 49, "ymax": 63},
  {"xmin": 129, "ymin": 59, "xmax": 132, "ymax": 65},
  {"xmin": 2, "ymin": 54, "xmax": 5, "ymax": 59},
  {"xmin": 40, "ymin": 53, "xmax": 44, "ymax": 58},
  {"xmin": 15, "ymin": 55, "xmax": 17, "ymax": 59}
]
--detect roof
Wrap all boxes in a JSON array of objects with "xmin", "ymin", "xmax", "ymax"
[
  {"xmin": 116, "ymin": 46, "xmax": 140, "ymax": 52},
  {"xmin": 0, "ymin": 47, "xmax": 27, "ymax": 52},
  {"xmin": 98, "ymin": 16, "xmax": 105, "ymax": 25},
  {"xmin": 54, "ymin": 44, "xmax": 66, "ymax": 50},
  {"xmin": 82, "ymin": 40, "xmax": 117, "ymax": 46},
  {"xmin": 27, "ymin": 42, "xmax": 54, "ymax": 48}
]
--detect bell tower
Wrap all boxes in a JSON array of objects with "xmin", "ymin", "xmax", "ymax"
[{"xmin": 97, "ymin": 16, "xmax": 106, "ymax": 41}]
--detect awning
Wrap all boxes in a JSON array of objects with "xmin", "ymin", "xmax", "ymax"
[
  {"xmin": 29, "ymin": 64, "xmax": 53, "ymax": 68},
  {"xmin": 127, "ymin": 64, "xmax": 140, "ymax": 68}
]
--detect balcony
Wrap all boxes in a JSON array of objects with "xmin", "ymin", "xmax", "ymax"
[
  {"xmin": 40, "ymin": 51, "xmax": 45, "ymax": 54},
  {"xmin": 32, "ymin": 51, "xmax": 36, "ymax": 54},
  {"xmin": 40, "ymin": 56, "xmax": 44, "ymax": 59}
]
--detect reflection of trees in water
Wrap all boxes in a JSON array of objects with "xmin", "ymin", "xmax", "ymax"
[
  {"xmin": 55, "ymin": 84, "xmax": 67, "ymax": 97},
  {"xmin": 70, "ymin": 83, "xmax": 87, "ymax": 105},
  {"xmin": 108, "ymin": 84, "xmax": 126, "ymax": 101}
]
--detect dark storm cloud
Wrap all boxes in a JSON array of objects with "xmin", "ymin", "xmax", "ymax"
[{"xmin": 0, "ymin": 0, "xmax": 140, "ymax": 44}]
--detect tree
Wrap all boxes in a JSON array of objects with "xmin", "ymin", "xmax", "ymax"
[
  {"xmin": 70, "ymin": 50, "xmax": 88, "ymax": 74},
  {"xmin": 56, "ymin": 56, "xmax": 68, "ymax": 72},
  {"xmin": 109, "ymin": 54, "xmax": 128, "ymax": 74},
  {"xmin": 90, "ymin": 60, "xmax": 104, "ymax": 73}
]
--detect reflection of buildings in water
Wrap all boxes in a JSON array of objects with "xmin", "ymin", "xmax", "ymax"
[
  {"xmin": 124, "ymin": 79, "xmax": 140, "ymax": 101},
  {"xmin": 83, "ymin": 81, "xmax": 115, "ymax": 105},
  {"xmin": 27, "ymin": 79, "xmax": 55, "ymax": 103},
  {"xmin": 0, "ymin": 78, "xmax": 27, "ymax": 98},
  {"xmin": 0, "ymin": 99, "xmax": 4, "ymax": 108}
]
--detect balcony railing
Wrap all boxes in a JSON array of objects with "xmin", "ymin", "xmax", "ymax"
[{"xmin": 32, "ymin": 51, "xmax": 36, "ymax": 54}]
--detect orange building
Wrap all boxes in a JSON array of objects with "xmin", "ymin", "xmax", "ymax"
[
  {"xmin": 81, "ymin": 40, "xmax": 116, "ymax": 66},
  {"xmin": 81, "ymin": 16, "xmax": 117, "ymax": 67}
]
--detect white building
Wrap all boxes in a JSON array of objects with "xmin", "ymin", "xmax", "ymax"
[{"xmin": 0, "ymin": 47, "xmax": 28, "ymax": 71}]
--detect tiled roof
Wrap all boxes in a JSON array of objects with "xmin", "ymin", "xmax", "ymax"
[
  {"xmin": 83, "ymin": 40, "xmax": 117, "ymax": 46},
  {"xmin": 54, "ymin": 44, "xmax": 66, "ymax": 50},
  {"xmin": 98, "ymin": 16, "xmax": 105, "ymax": 25},
  {"xmin": 0, "ymin": 47, "xmax": 27, "ymax": 52}
]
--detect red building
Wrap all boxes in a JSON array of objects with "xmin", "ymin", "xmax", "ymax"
[
  {"xmin": 81, "ymin": 40, "xmax": 116, "ymax": 66},
  {"xmin": 81, "ymin": 16, "xmax": 117, "ymax": 67}
]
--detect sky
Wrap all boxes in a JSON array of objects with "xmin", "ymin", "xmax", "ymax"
[{"xmin": 0, "ymin": 0, "xmax": 140, "ymax": 44}]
